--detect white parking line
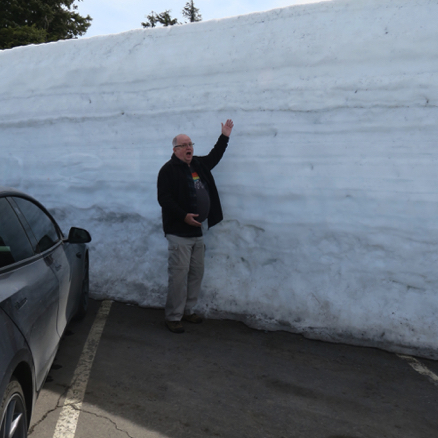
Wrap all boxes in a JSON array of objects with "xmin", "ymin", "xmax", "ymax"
[
  {"xmin": 53, "ymin": 300, "xmax": 113, "ymax": 438},
  {"xmin": 397, "ymin": 354, "xmax": 438, "ymax": 386}
]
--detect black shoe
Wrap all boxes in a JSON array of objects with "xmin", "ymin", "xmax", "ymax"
[{"xmin": 165, "ymin": 320, "xmax": 185, "ymax": 333}]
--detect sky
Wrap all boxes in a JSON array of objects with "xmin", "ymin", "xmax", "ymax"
[{"xmin": 75, "ymin": 0, "xmax": 326, "ymax": 38}]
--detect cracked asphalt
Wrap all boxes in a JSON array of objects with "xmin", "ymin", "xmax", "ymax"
[{"xmin": 29, "ymin": 299, "xmax": 438, "ymax": 438}]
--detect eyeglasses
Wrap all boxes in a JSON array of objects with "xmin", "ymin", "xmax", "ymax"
[{"xmin": 174, "ymin": 143, "xmax": 194, "ymax": 149}]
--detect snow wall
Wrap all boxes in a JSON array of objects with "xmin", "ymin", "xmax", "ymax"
[{"xmin": 1, "ymin": 0, "xmax": 438, "ymax": 358}]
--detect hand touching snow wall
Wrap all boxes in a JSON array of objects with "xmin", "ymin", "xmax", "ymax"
[{"xmin": 1, "ymin": 0, "xmax": 438, "ymax": 358}]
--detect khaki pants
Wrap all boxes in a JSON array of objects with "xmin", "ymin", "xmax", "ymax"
[{"xmin": 165, "ymin": 234, "xmax": 205, "ymax": 321}]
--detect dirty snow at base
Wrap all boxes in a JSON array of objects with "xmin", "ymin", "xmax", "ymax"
[{"xmin": 1, "ymin": 0, "xmax": 438, "ymax": 358}]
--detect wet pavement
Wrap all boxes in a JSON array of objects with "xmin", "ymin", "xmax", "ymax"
[{"xmin": 29, "ymin": 299, "xmax": 438, "ymax": 438}]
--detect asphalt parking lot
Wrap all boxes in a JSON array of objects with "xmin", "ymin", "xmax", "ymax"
[{"xmin": 29, "ymin": 299, "xmax": 438, "ymax": 438}]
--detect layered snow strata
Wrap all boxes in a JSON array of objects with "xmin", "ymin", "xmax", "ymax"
[{"xmin": 1, "ymin": 0, "xmax": 438, "ymax": 357}]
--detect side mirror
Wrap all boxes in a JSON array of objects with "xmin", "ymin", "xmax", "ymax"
[{"xmin": 67, "ymin": 227, "xmax": 92, "ymax": 244}]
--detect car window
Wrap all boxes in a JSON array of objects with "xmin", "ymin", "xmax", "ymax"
[
  {"xmin": 0, "ymin": 198, "xmax": 35, "ymax": 268},
  {"xmin": 12, "ymin": 197, "xmax": 60, "ymax": 253}
]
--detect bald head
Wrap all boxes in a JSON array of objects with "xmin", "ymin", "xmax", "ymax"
[{"xmin": 172, "ymin": 134, "xmax": 194, "ymax": 165}]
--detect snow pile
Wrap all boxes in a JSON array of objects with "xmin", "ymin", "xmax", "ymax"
[{"xmin": 1, "ymin": 0, "xmax": 438, "ymax": 358}]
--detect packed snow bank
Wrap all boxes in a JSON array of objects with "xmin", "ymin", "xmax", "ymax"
[{"xmin": 1, "ymin": 0, "xmax": 438, "ymax": 358}]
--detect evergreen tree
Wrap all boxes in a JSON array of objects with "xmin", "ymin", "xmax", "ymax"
[
  {"xmin": 141, "ymin": 11, "xmax": 158, "ymax": 28},
  {"xmin": 0, "ymin": 0, "xmax": 92, "ymax": 50},
  {"xmin": 141, "ymin": 10, "xmax": 178, "ymax": 28},
  {"xmin": 157, "ymin": 10, "xmax": 178, "ymax": 27},
  {"xmin": 182, "ymin": 1, "xmax": 202, "ymax": 23}
]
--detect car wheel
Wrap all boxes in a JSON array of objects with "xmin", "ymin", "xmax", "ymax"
[
  {"xmin": 0, "ymin": 379, "xmax": 28, "ymax": 438},
  {"xmin": 74, "ymin": 255, "xmax": 89, "ymax": 320}
]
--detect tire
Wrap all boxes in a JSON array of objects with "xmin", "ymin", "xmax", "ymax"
[
  {"xmin": 74, "ymin": 255, "xmax": 89, "ymax": 320},
  {"xmin": 0, "ymin": 379, "xmax": 28, "ymax": 438}
]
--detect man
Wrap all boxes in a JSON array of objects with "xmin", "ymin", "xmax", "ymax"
[{"xmin": 157, "ymin": 119, "xmax": 234, "ymax": 333}]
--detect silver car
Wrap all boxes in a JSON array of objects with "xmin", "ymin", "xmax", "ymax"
[{"xmin": 0, "ymin": 187, "xmax": 91, "ymax": 437}]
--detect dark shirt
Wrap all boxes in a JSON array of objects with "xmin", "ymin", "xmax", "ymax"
[{"xmin": 190, "ymin": 166, "xmax": 211, "ymax": 223}]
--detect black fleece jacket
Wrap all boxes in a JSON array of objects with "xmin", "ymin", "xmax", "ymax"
[{"xmin": 157, "ymin": 134, "xmax": 229, "ymax": 237}]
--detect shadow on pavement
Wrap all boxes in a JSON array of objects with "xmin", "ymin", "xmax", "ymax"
[{"xmin": 31, "ymin": 299, "xmax": 438, "ymax": 438}]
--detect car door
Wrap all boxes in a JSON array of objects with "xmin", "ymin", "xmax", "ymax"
[
  {"xmin": 0, "ymin": 197, "xmax": 60, "ymax": 390},
  {"xmin": 9, "ymin": 197, "xmax": 73, "ymax": 337}
]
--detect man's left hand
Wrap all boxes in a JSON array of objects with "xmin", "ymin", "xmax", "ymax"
[{"xmin": 221, "ymin": 119, "xmax": 234, "ymax": 137}]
